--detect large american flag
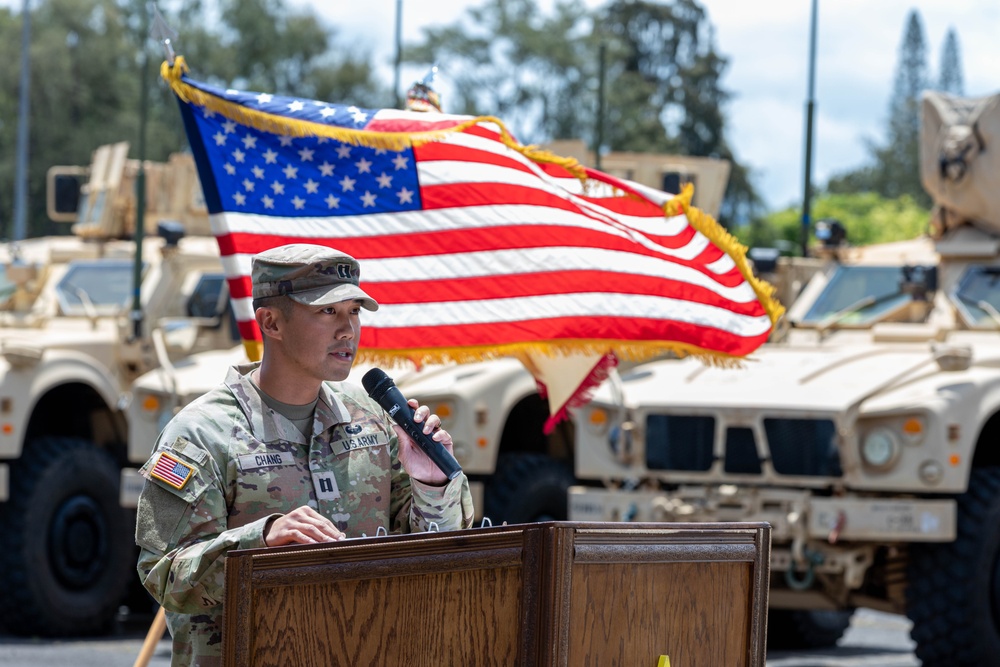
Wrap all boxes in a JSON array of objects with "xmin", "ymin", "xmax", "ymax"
[{"xmin": 164, "ymin": 58, "xmax": 782, "ymax": 425}]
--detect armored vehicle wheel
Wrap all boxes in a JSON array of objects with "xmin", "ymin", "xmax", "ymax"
[
  {"xmin": 484, "ymin": 453, "xmax": 575, "ymax": 524},
  {"xmin": 0, "ymin": 437, "xmax": 133, "ymax": 636},
  {"xmin": 766, "ymin": 608, "xmax": 853, "ymax": 650},
  {"xmin": 906, "ymin": 467, "xmax": 1000, "ymax": 666}
]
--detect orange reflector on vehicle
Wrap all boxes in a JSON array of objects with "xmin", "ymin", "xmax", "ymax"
[
  {"xmin": 435, "ymin": 403, "xmax": 452, "ymax": 419},
  {"xmin": 2, "ymin": 423, "xmax": 12, "ymax": 435},
  {"xmin": 949, "ymin": 454, "xmax": 961, "ymax": 466},
  {"xmin": 477, "ymin": 437, "xmax": 488, "ymax": 448},
  {"xmin": 589, "ymin": 409, "xmax": 608, "ymax": 426},
  {"xmin": 902, "ymin": 418, "xmax": 923, "ymax": 435},
  {"xmin": 142, "ymin": 395, "xmax": 161, "ymax": 412}
]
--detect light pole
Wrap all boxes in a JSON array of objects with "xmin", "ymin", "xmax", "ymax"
[
  {"xmin": 800, "ymin": 0, "xmax": 819, "ymax": 257},
  {"xmin": 394, "ymin": 0, "xmax": 403, "ymax": 108},
  {"xmin": 13, "ymin": 0, "xmax": 31, "ymax": 240}
]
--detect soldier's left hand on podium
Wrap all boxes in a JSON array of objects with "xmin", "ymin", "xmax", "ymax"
[
  {"xmin": 396, "ymin": 399, "xmax": 454, "ymax": 486},
  {"xmin": 264, "ymin": 505, "xmax": 346, "ymax": 546}
]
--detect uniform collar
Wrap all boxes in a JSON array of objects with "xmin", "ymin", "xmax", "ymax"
[{"xmin": 226, "ymin": 362, "xmax": 352, "ymax": 444}]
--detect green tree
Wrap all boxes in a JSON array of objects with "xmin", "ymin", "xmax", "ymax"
[
  {"xmin": 0, "ymin": 0, "xmax": 390, "ymax": 238},
  {"xmin": 827, "ymin": 10, "xmax": 930, "ymax": 208},
  {"xmin": 735, "ymin": 192, "xmax": 931, "ymax": 250},
  {"xmin": 937, "ymin": 27, "xmax": 964, "ymax": 95},
  {"xmin": 406, "ymin": 0, "xmax": 597, "ymax": 143}
]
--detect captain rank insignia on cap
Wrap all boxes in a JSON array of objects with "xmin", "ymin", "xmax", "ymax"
[{"xmin": 150, "ymin": 451, "xmax": 194, "ymax": 490}]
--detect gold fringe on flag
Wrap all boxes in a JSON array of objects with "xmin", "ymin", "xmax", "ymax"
[{"xmin": 664, "ymin": 184, "xmax": 786, "ymax": 330}]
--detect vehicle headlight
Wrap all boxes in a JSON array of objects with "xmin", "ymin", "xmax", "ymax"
[{"xmin": 861, "ymin": 427, "xmax": 899, "ymax": 468}]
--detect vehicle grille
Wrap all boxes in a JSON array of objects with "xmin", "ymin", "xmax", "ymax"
[{"xmin": 645, "ymin": 415, "xmax": 842, "ymax": 477}]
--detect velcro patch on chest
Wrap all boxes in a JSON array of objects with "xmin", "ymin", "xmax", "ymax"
[
  {"xmin": 149, "ymin": 451, "xmax": 194, "ymax": 490},
  {"xmin": 338, "ymin": 428, "xmax": 389, "ymax": 453},
  {"xmin": 238, "ymin": 451, "xmax": 295, "ymax": 471}
]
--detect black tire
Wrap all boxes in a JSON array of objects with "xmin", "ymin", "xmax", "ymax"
[
  {"xmin": 906, "ymin": 467, "xmax": 1000, "ymax": 666},
  {"xmin": 0, "ymin": 436, "xmax": 134, "ymax": 636},
  {"xmin": 766, "ymin": 608, "xmax": 853, "ymax": 650},
  {"xmin": 484, "ymin": 453, "xmax": 576, "ymax": 525}
]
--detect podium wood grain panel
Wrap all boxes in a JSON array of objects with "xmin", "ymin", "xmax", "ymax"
[
  {"xmin": 250, "ymin": 566, "xmax": 523, "ymax": 667},
  {"xmin": 224, "ymin": 521, "xmax": 769, "ymax": 667},
  {"xmin": 567, "ymin": 561, "xmax": 751, "ymax": 667}
]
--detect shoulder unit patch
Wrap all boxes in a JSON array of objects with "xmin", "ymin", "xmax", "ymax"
[{"xmin": 150, "ymin": 451, "xmax": 194, "ymax": 490}]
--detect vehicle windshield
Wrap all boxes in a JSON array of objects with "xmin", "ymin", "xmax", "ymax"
[
  {"xmin": 953, "ymin": 265, "xmax": 1000, "ymax": 327},
  {"xmin": 800, "ymin": 265, "xmax": 914, "ymax": 326},
  {"xmin": 55, "ymin": 260, "xmax": 137, "ymax": 315}
]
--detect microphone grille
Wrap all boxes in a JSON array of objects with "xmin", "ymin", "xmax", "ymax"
[{"xmin": 361, "ymin": 367, "xmax": 389, "ymax": 396}]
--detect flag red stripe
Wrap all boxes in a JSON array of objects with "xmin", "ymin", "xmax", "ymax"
[{"xmin": 235, "ymin": 315, "xmax": 767, "ymax": 358}]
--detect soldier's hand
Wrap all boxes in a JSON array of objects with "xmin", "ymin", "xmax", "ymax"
[
  {"xmin": 395, "ymin": 399, "xmax": 455, "ymax": 486},
  {"xmin": 264, "ymin": 505, "xmax": 345, "ymax": 546}
]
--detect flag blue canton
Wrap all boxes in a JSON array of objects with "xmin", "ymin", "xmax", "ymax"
[{"xmin": 187, "ymin": 82, "xmax": 422, "ymax": 218}]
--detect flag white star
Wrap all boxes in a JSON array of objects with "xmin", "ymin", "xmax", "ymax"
[
  {"xmin": 304, "ymin": 179, "xmax": 319, "ymax": 194},
  {"xmin": 392, "ymin": 154, "xmax": 409, "ymax": 170},
  {"xmin": 242, "ymin": 135, "xmax": 257, "ymax": 149},
  {"xmin": 242, "ymin": 179, "xmax": 255, "ymax": 192},
  {"xmin": 298, "ymin": 147, "xmax": 314, "ymax": 162},
  {"xmin": 233, "ymin": 192, "xmax": 246, "ymax": 206},
  {"xmin": 252, "ymin": 165, "xmax": 265, "ymax": 179},
  {"xmin": 202, "ymin": 108, "xmax": 216, "ymax": 118},
  {"xmin": 326, "ymin": 194, "xmax": 340, "ymax": 208},
  {"xmin": 292, "ymin": 196, "xmax": 306, "ymax": 209},
  {"xmin": 397, "ymin": 187, "xmax": 414, "ymax": 204},
  {"xmin": 360, "ymin": 191, "xmax": 377, "ymax": 207},
  {"xmin": 320, "ymin": 107, "xmax": 336, "ymax": 118},
  {"xmin": 278, "ymin": 136, "xmax": 294, "ymax": 147},
  {"xmin": 262, "ymin": 195, "xmax": 275, "ymax": 208},
  {"xmin": 224, "ymin": 163, "xmax": 236, "ymax": 175},
  {"xmin": 263, "ymin": 149, "xmax": 278, "ymax": 164},
  {"xmin": 375, "ymin": 148, "xmax": 387, "ymax": 155},
  {"xmin": 226, "ymin": 89, "xmax": 239, "ymax": 96},
  {"xmin": 339, "ymin": 175, "xmax": 356, "ymax": 192},
  {"xmin": 222, "ymin": 120, "xmax": 237, "ymax": 134},
  {"xmin": 232, "ymin": 149, "xmax": 246, "ymax": 163},
  {"xmin": 376, "ymin": 172, "xmax": 393, "ymax": 188},
  {"xmin": 213, "ymin": 132, "xmax": 227, "ymax": 146},
  {"xmin": 271, "ymin": 181, "xmax": 285, "ymax": 195},
  {"xmin": 351, "ymin": 108, "xmax": 368, "ymax": 124},
  {"xmin": 282, "ymin": 164, "xmax": 298, "ymax": 179},
  {"xmin": 355, "ymin": 158, "xmax": 372, "ymax": 174},
  {"xmin": 317, "ymin": 137, "xmax": 329, "ymax": 144},
  {"xmin": 336, "ymin": 145, "xmax": 352, "ymax": 159},
  {"xmin": 288, "ymin": 100, "xmax": 304, "ymax": 112},
  {"xmin": 318, "ymin": 162, "xmax": 335, "ymax": 177},
  {"xmin": 257, "ymin": 93, "xmax": 273, "ymax": 104}
]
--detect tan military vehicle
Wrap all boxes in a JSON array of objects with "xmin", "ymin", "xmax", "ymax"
[
  {"xmin": 568, "ymin": 90, "xmax": 1000, "ymax": 665},
  {"xmin": 0, "ymin": 143, "xmax": 236, "ymax": 637}
]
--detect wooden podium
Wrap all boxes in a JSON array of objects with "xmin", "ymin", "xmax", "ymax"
[{"xmin": 224, "ymin": 521, "xmax": 770, "ymax": 667}]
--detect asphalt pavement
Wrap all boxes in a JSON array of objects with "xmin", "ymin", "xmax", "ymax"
[{"xmin": 0, "ymin": 608, "xmax": 919, "ymax": 666}]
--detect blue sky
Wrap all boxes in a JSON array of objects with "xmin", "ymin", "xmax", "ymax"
[{"xmin": 298, "ymin": 0, "xmax": 1000, "ymax": 212}]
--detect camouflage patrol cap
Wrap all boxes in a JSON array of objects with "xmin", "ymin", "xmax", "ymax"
[{"xmin": 251, "ymin": 244, "xmax": 378, "ymax": 311}]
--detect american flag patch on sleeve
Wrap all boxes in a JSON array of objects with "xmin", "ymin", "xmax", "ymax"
[{"xmin": 150, "ymin": 452, "xmax": 194, "ymax": 490}]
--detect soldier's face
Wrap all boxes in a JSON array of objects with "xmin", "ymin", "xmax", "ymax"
[{"xmin": 280, "ymin": 298, "xmax": 361, "ymax": 382}]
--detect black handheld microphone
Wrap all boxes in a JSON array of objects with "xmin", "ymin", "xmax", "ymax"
[{"xmin": 362, "ymin": 368, "xmax": 463, "ymax": 481}]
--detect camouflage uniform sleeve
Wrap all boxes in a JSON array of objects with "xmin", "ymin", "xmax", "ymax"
[
  {"xmin": 134, "ymin": 436, "xmax": 277, "ymax": 614},
  {"xmin": 409, "ymin": 474, "xmax": 476, "ymax": 531}
]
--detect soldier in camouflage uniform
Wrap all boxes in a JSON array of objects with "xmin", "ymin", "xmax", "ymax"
[{"xmin": 135, "ymin": 244, "xmax": 474, "ymax": 667}]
